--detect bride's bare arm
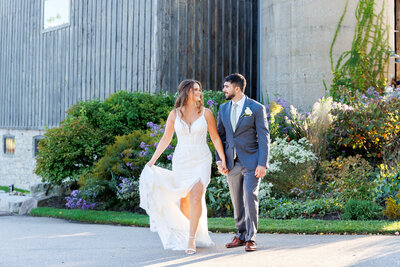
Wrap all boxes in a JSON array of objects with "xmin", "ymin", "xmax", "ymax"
[
  {"xmin": 204, "ymin": 108, "xmax": 227, "ymax": 168},
  {"xmin": 147, "ymin": 109, "xmax": 176, "ymax": 167}
]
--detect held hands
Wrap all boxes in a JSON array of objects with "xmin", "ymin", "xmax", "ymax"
[
  {"xmin": 255, "ymin": 165, "xmax": 267, "ymax": 178},
  {"xmin": 217, "ymin": 161, "xmax": 228, "ymax": 175}
]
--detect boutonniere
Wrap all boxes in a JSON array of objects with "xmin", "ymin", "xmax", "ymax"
[{"xmin": 241, "ymin": 107, "xmax": 253, "ymax": 118}]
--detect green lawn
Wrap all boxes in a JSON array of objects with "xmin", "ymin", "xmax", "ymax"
[
  {"xmin": 0, "ymin": 186, "xmax": 30, "ymax": 195},
  {"xmin": 30, "ymin": 207, "xmax": 400, "ymax": 235}
]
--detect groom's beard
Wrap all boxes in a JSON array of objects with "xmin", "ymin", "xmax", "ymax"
[{"xmin": 225, "ymin": 92, "xmax": 235, "ymax": 100}]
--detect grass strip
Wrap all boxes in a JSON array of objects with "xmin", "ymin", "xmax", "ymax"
[
  {"xmin": 30, "ymin": 207, "xmax": 400, "ymax": 235},
  {"xmin": 0, "ymin": 186, "xmax": 30, "ymax": 195}
]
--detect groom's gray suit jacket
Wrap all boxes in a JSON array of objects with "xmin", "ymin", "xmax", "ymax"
[{"xmin": 216, "ymin": 96, "xmax": 270, "ymax": 170}]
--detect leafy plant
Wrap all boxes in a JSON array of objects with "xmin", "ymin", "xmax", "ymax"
[
  {"xmin": 329, "ymin": 94, "xmax": 400, "ymax": 161},
  {"xmin": 321, "ymin": 155, "xmax": 376, "ymax": 201},
  {"xmin": 330, "ymin": 0, "xmax": 390, "ymax": 102},
  {"xmin": 35, "ymin": 118, "xmax": 112, "ymax": 185},
  {"xmin": 66, "ymin": 91, "xmax": 175, "ymax": 134},
  {"xmin": 261, "ymin": 198, "xmax": 343, "ymax": 219},
  {"xmin": 341, "ymin": 199, "xmax": 383, "ymax": 220},
  {"xmin": 206, "ymin": 175, "xmax": 233, "ymax": 217},
  {"xmin": 374, "ymin": 164, "xmax": 400, "ymax": 204},
  {"xmin": 384, "ymin": 191, "xmax": 400, "ymax": 220},
  {"xmin": 265, "ymin": 138, "xmax": 317, "ymax": 196}
]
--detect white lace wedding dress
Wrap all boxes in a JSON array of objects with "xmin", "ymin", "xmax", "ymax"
[{"xmin": 139, "ymin": 109, "xmax": 214, "ymax": 250}]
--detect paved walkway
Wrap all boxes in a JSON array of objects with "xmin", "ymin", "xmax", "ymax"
[{"xmin": 1, "ymin": 215, "xmax": 400, "ymax": 267}]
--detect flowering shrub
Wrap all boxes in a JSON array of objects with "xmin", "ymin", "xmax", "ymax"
[
  {"xmin": 265, "ymin": 138, "xmax": 317, "ymax": 196},
  {"xmin": 265, "ymin": 98, "xmax": 297, "ymax": 141},
  {"xmin": 65, "ymin": 190, "xmax": 96, "ymax": 210},
  {"xmin": 384, "ymin": 191, "xmax": 400, "ymax": 220},
  {"xmin": 329, "ymin": 90, "xmax": 400, "ymax": 161},
  {"xmin": 321, "ymin": 155, "xmax": 375, "ymax": 201},
  {"xmin": 203, "ymin": 90, "xmax": 226, "ymax": 118}
]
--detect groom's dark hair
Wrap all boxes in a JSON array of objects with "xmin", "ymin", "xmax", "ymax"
[{"xmin": 224, "ymin": 73, "xmax": 246, "ymax": 92}]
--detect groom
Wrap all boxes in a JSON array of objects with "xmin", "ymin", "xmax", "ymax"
[{"xmin": 216, "ymin": 73, "xmax": 270, "ymax": 252}]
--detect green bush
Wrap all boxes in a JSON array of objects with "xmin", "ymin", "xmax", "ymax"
[
  {"xmin": 321, "ymin": 155, "xmax": 376, "ymax": 201},
  {"xmin": 34, "ymin": 118, "xmax": 113, "ymax": 185},
  {"xmin": 261, "ymin": 198, "xmax": 343, "ymax": 219},
  {"xmin": 66, "ymin": 91, "xmax": 175, "ymax": 134},
  {"xmin": 341, "ymin": 199, "xmax": 383, "ymax": 220}
]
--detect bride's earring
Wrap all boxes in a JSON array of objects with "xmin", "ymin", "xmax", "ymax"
[{"xmin": 185, "ymin": 236, "xmax": 196, "ymax": 255}]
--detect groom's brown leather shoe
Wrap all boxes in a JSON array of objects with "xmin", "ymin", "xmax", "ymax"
[
  {"xmin": 245, "ymin": 241, "xmax": 257, "ymax": 252},
  {"xmin": 225, "ymin": 237, "xmax": 245, "ymax": 248}
]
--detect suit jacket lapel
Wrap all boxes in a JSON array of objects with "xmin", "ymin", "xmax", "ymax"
[
  {"xmin": 235, "ymin": 96, "xmax": 249, "ymax": 130},
  {"xmin": 225, "ymin": 101, "xmax": 234, "ymax": 133}
]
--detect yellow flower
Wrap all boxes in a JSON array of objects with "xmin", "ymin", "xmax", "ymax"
[{"xmin": 269, "ymin": 101, "xmax": 283, "ymax": 117}]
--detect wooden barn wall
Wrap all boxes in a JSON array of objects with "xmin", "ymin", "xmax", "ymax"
[
  {"xmin": 156, "ymin": 0, "xmax": 258, "ymax": 97},
  {"xmin": 0, "ymin": 0, "xmax": 157, "ymax": 129},
  {"xmin": 0, "ymin": 0, "xmax": 258, "ymax": 130}
]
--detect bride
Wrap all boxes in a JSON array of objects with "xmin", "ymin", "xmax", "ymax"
[{"xmin": 139, "ymin": 79, "xmax": 227, "ymax": 254}]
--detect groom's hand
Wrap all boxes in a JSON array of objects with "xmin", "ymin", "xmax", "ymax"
[{"xmin": 255, "ymin": 165, "xmax": 266, "ymax": 178}]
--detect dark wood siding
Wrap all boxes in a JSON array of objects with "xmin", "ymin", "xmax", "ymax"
[
  {"xmin": 157, "ymin": 0, "xmax": 258, "ymax": 96},
  {"xmin": 0, "ymin": 0, "xmax": 258, "ymax": 129}
]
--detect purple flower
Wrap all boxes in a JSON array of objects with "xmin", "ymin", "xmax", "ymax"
[
  {"xmin": 147, "ymin": 122, "xmax": 154, "ymax": 128},
  {"xmin": 167, "ymin": 154, "xmax": 173, "ymax": 161},
  {"xmin": 120, "ymin": 153, "xmax": 124, "ymax": 158},
  {"xmin": 207, "ymin": 99, "xmax": 216, "ymax": 108},
  {"xmin": 140, "ymin": 142, "xmax": 146, "ymax": 149},
  {"xmin": 71, "ymin": 190, "xmax": 79, "ymax": 197},
  {"xmin": 167, "ymin": 145, "xmax": 174, "ymax": 150},
  {"xmin": 139, "ymin": 150, "xmax": 148, "ymax": 157}
]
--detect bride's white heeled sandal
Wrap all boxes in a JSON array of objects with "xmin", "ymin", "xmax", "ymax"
[{"xmin": 185, "ymin": 236, "xmax": 196, "ymax": 255}]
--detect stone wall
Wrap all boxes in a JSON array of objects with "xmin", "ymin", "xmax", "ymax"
[
  {"xmin": 260, "ymin": 0, "xmax": 395, "ymax": 108},
  {"xmin": 0, "ymin": 129, "xmax": 45, "ymax": 190}
]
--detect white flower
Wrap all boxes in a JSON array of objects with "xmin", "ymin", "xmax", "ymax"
[{"xmin": 241, "ymin": 107, "xmax": 253, "ymax": 117}]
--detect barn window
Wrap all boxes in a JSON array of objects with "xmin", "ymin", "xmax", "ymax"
[
  {"xmin": 33, "ymin": 136, "xmax": 45, "ymax": 157},
  {"xmin": 3, "ymin": 135, "xmax": 15, "ymax": 155},
  {"xmin": 42, "ymin": 0, "xmax": 70, "ymax": 32}
]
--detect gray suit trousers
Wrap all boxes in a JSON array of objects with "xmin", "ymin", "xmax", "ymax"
[{"xmin": 227, "ymin": 158, "xmax": 261, "ymax": 242}]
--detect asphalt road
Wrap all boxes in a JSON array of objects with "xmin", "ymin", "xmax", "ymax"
[{"xmin": 1, "ymin": 215, "xmax": 400, "ymax": 267}]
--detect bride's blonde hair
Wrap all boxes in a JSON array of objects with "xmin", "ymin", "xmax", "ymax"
[{"xmin": 174, "ymin": 79, "xmax": 204, "ymax": 118}]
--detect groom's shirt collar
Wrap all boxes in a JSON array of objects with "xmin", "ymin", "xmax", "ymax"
[
  {"xmin": 231, "ymin": 95, "xmax": 246, "ymax": 123},
  {"xmin": 231, "ymin": 95, "xmax": 246, "ymax": 110}
]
